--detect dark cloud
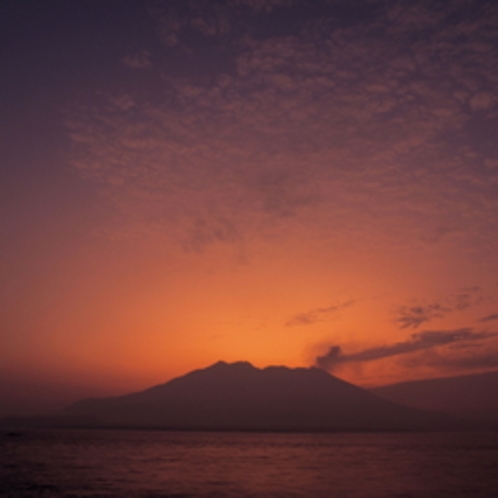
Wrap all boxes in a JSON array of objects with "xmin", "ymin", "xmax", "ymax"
[
  {"xmin": 151, "ymin": 0, "xmax": 376, "ymax": 45},
  {"xmin": 395, "ymin": 288, "xmax": 483, "ymax": 328},
  {"xmin": 453, "ymin": 288, "xmax": 484, "ymax": 310},
  {"xmin": 286, "ymin": 300, "xmax": 356, "ymax": 327},
  {"xmin": 395, "ymin": 303, "xmax": 448, "ymax": 329},
  {"xmin": 479, "ymin": 314, "xmax": 498, "ymax": 323},
  {"xmin": 315, "ymin": 345, "xmax": 343, "ymax": 371},
  {"xmin": 314, "ymin": 329, "xmax": 496, "ymax": 371}
]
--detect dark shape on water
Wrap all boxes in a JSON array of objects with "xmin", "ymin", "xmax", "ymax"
[
  {"xmin": 5, "ymin": 431, "xmax": 23, "ymax": 438},
  {"xmin": 1, "ymin": 362, "xmax": 478, "ymax": 432}
]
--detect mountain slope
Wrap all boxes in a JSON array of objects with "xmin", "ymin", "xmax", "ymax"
[
  {"xmin": 59, "ymin": 361, "xmax": 468, "ymax": 431},
  {"xmin": 371, "ymin": 370, "xmax": 498, "ymax": 424}
]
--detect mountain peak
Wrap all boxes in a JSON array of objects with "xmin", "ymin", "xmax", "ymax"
[
  {"xmin": 52, "ymin": 360, "xmax": 470, "ymax": 432},
  {"xmin": 207, "ymin": 360, "xmax": 256, "ymax": 370}
]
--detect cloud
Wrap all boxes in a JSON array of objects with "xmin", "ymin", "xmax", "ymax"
[
  {"xmin": 395, "ymin": 288, "xmax": 483, "ymax": 328},
  {"xmin": 121, "ymin": 51, "xmax": 151, "ymax": 69},
  {"xmin": 395, "ymin": 303, "xmax": 448, "ymax": 329},
  {"xmin": 182, "ymin": 215, "xmax": 240, "ymax": 253},
  {"xmin": 286, "ymin": 300, "xmax": 356, "ymax": 327},
  {"xmin": 453, "ymin": 287, "xmax": 484, "ymax": 310},
  {"xmin": 66, "ymin": 1, "xmax": 498, "ymax": 251},
  {"xmin": 479, "ymin": 314, "xmax": 498, "ymax": 323},
  {"xmin": 314, "ymin": 328, "xmax": 496, "ymax": 371},
  {"xmin": 315, "ymin": 345, "xmax": 343, "ymax": 371}
]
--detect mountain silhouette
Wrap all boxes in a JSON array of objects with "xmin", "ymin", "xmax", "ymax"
[
  {"xmin": 370, "ymin": 370, "xmax": 498, "ymax": 425},
  {"xmin": 52, "ymin": 361, "xmax": 470, "ymax": 431}
]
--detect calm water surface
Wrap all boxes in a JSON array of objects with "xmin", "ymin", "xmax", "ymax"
[{"xmin": 1, "ymin": 430, "xmax": 497, "ymax": 497}]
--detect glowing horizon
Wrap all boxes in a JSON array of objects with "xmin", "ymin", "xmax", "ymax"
[{"xmin": 2, "ymin": 0, "xmax": 498, "ymax": 417}]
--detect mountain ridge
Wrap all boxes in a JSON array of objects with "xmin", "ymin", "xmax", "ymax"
[
  {"xmin": 57, "ymin": 362, "xmax": 473, "ymax": 431},
  {"xmin": 370, "ymin": 370, "xmax": 498, "ymax": 423},
  {"xmin": 1, "ymin": 362, "xmax": 484, "ymax": 432}
]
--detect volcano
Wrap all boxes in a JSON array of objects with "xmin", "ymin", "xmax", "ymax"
[{"xmin": 54, "ymin": 361, "xmax": 470, "ymax": 431}]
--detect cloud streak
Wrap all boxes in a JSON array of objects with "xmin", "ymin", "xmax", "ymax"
[
  {"xmin": 286, "ymin": 300, "xmax": 356, "ymax": 327},
  {"xmin": 479, "ymin": 314, "xmax": 498, "ymax": 323},
  {"xmin": 315, "ymin": 329, "xmax": 496, "ymax": 371}
]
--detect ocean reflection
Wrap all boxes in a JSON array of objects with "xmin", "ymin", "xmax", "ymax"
[{"xmin": 1, "ymin": 430, "xmax": 498, "ymax": 497}]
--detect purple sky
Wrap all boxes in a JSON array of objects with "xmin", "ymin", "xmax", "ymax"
[{"xmin": 1, "ymin": 0, "xmax": 498, "ymax": 416}]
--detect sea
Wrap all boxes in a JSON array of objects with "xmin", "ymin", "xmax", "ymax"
[{"xmin": 1, "ymin": 429, "xmax": 497, "ymax": 497}]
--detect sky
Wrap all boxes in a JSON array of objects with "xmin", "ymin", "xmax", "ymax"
[{"xmin": 1, "ymin": 0, "xmax": 498, "ymax": 417}]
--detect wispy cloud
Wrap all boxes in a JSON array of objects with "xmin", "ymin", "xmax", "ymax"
[
  {"xmin": 315, "ymin": 328, "xmax": 496, "ymax": 371},
  {"xmin": 395, "ymin": 288, "xmax": 483, "ymax": 328},
  {"xmin": 395, "ymin": 303, "xmax": 448, "ymax": 329},
  {"xmin": 479, "ymin": 313, "xmax": 498, "ymax": 323},
  {"xmin": 286, "ymin": 300, "xmax": 356, "ymax": 327}
]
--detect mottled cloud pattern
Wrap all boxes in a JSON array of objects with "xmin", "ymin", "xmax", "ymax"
[
  {"xmin": 5, "ymin": 0, "xmax": 498, "ymax": 418},
  {"xmin": 66, "ymin": 0, "xmax": 498, "ymax": 251}
]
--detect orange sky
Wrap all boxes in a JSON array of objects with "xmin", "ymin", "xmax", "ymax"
[{"xmin": 2, "ymin": 0, "xmax": 498, "ymax": 417}]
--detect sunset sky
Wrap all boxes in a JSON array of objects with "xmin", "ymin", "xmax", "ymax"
[{"xmin": 2, "ymin": 0, "xmax": 498, "ymax": 417}]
